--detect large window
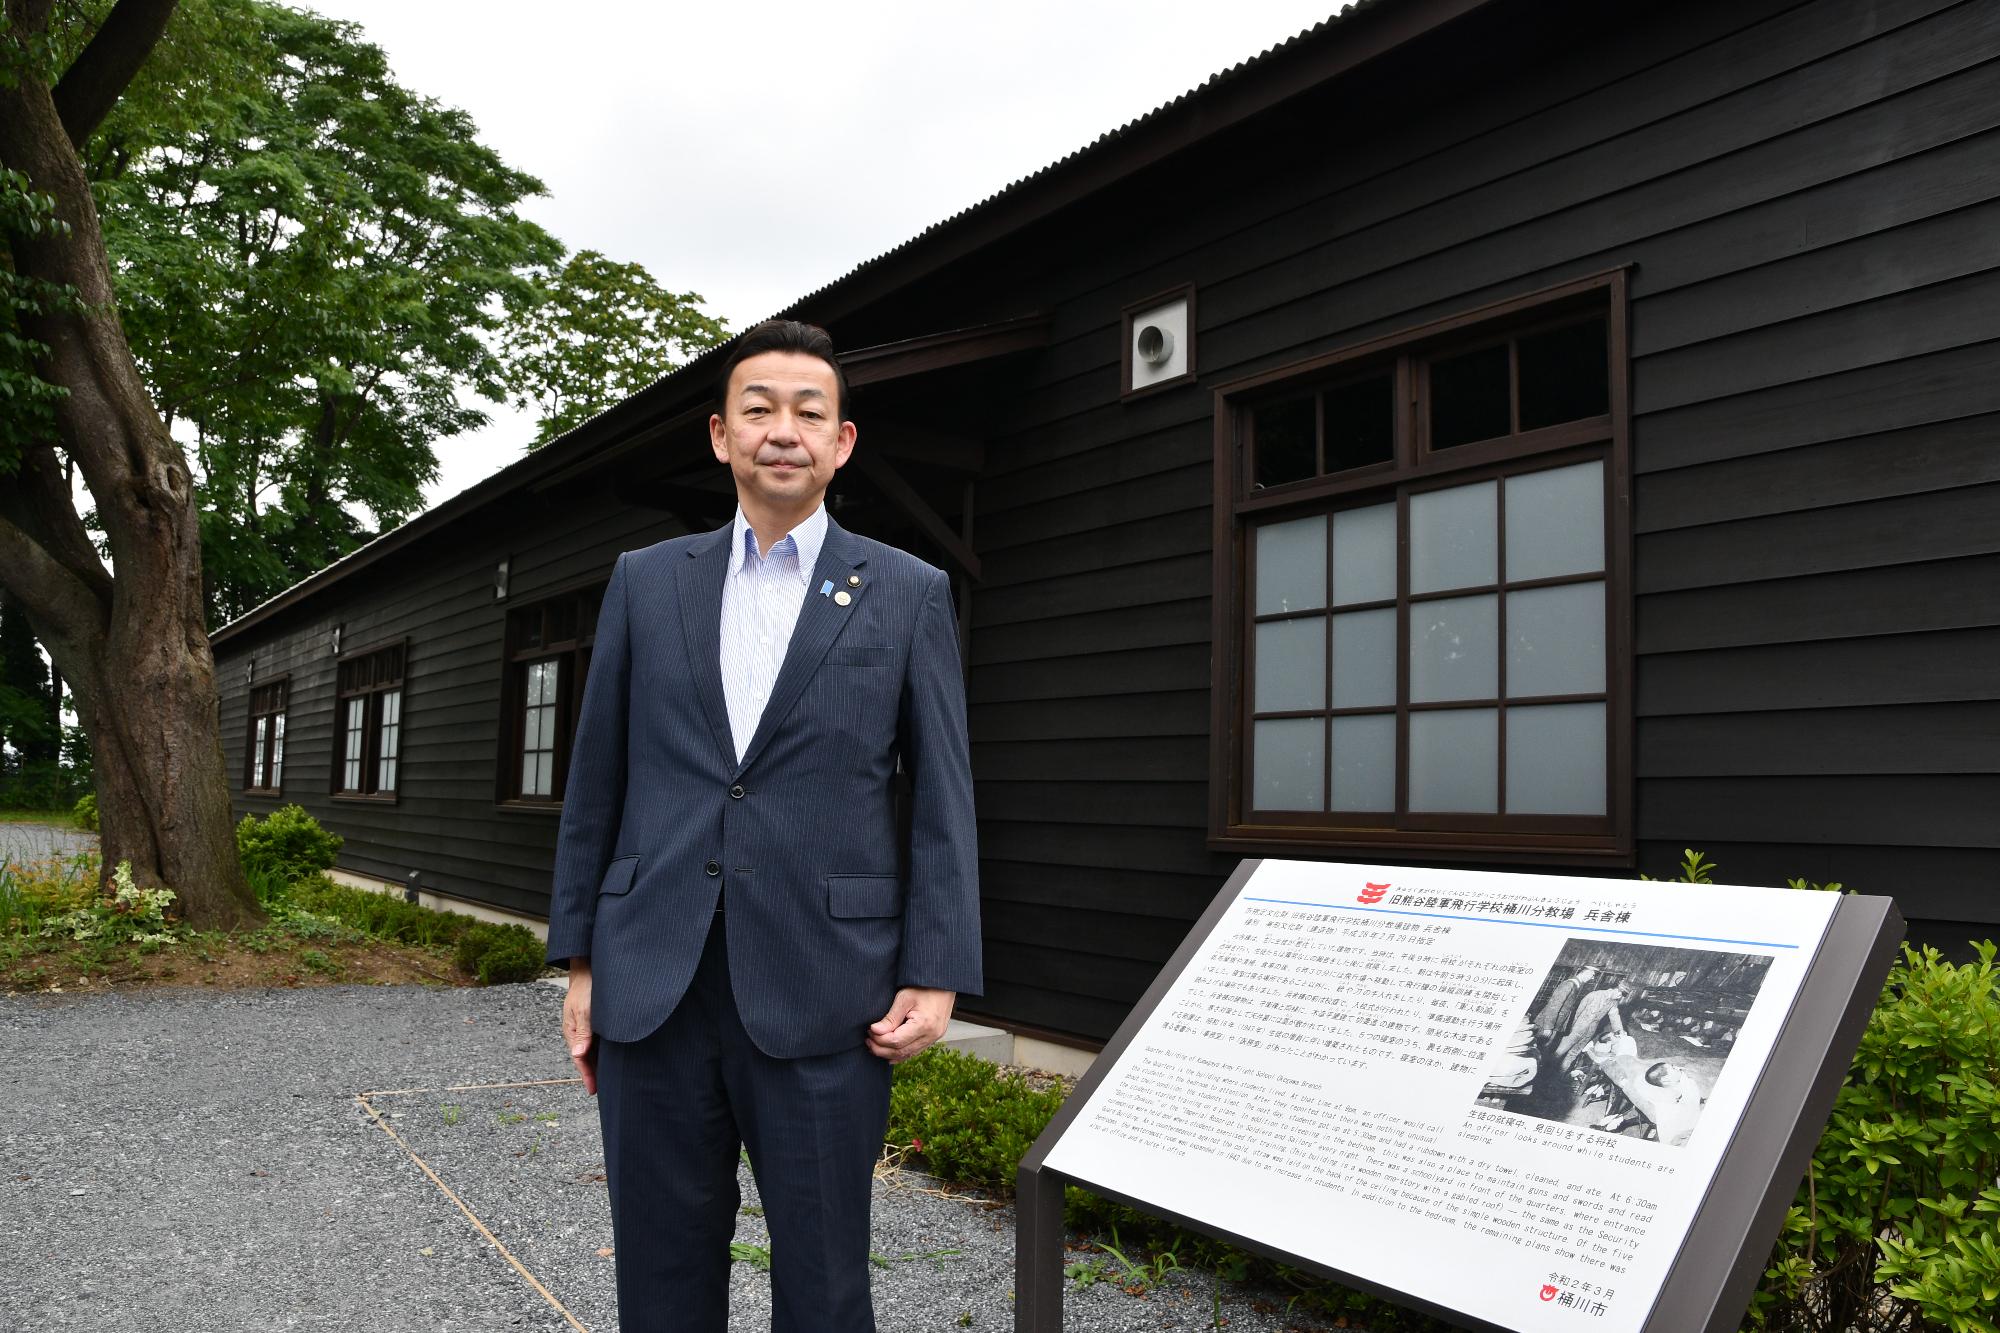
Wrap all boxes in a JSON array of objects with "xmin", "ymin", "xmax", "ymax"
[
  {"xmin": 1210, "ymin": 273, "xmax": 1631, "ymax": 862},
  {"xmin": 244, "ymin": 679, "xmax": 287, "ymax": 794},
  {"xmin": 334, "ymin": 641, "xmax": 406, "ymax": 799},
  {"xmin": 498, "ymin": 584, "xmax": 603, "ymax": 806}
]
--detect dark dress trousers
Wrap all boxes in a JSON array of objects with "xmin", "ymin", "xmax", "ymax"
[{"xmin": 545, "ymin": 517, "xmax": 982, "ymax": 1332}]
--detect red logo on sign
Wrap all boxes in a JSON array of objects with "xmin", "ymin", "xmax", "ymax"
[
  {"xmin": 1358, "ymin": 882, "xmax": 1389, "ymax": 904},
  {"xmin": 1540, "ymin": 1285, "xmax": 1560, "ymax": 1302}
]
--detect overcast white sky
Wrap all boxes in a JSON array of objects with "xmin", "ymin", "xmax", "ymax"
[{"xmin": 300, "ymin": 0, "xmax": 1346, "ymax": 508}]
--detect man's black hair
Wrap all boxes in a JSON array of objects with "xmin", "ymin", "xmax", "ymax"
[
  {"xmin": 1644, "ymin": 1061, "xmax": 1674, "ymax": 1086},
  {"xmin": 714, "ymin": 319, "xmax": 850, "ymax": 420}
]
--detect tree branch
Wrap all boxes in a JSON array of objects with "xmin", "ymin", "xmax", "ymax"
[
  {"xmin": 0, "ymin": 504, "xmax": 109, "ymax": 671},
  {"xmin": 51, "ymin": 0, "xmax": 181, "ymax": 149},
  {"xmin": 0, "ymin": 442, "xmax": 112, "ymax": 599}
]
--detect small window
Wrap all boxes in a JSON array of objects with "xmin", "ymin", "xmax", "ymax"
[
  {"xmin": 334, "ymin": 642, "xmax": 406, "ymax": 799},
  {"xmin": 1250, "ymin": 373, "xmax": 1396, "ymax": 488},
  {"xmin": 499, "ymin": 584, "xmax": 604, "ymax": 806},
  {"xmin": 244, "ymin": 680, "xmax": 287, "ymax": 793},
  {"xmin": 1423, "ymin": 314, "xmax": 1609, "ymax": 451}
]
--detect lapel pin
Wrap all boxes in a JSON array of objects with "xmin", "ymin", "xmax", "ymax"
[
  {"xmin": 847, "ymin": 574, "xmax": 862, "ymax": 587},
  {"xmin": 819, "ymin": 580, "xmax": 834, "ymax": 597},
  {"xmin": 833, "ymin": 590, "xmax": 853, "ymax": 606}
]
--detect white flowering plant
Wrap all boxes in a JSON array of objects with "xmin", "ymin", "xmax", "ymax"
[{"xmin": 41, "ymin": 860, "xmax": 182, "ymax": 945}]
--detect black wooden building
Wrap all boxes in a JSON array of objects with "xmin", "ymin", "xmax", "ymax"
[{"xmin": 212, "ymin": 0, "xmax": 2000, "ymax": 1044}]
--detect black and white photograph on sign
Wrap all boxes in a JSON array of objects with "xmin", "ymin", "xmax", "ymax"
[{"xmin": 1478, "ymin": 939, "xmax": 1774, "ymax": 1147}]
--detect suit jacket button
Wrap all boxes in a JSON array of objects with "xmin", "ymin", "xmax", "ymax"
[
  {"xmin": 729, "ymin": 784, "xmax": 745, "ymax": 799},
  {"xmin": 704, "ymin": 859, "xmax": 721, "ymax": 877}
]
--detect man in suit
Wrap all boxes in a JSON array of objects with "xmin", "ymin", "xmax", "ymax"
[{"xmin": 544, "ymin": 319, "xmax": 982, "ymax": 1333}]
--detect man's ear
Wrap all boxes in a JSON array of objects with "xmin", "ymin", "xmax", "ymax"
[
  {"xmin": 709, "ymin": 413, "xmax": 729, "ymax": 464},
  {"xmin": 832, "ymin": 421, "xmax": 857, "ymax": 470}
]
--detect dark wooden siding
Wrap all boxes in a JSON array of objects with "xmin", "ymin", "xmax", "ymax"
[
  {"xmin": 943, "ymin": 0, "xmax": 2000, "ymax": 1037},
  {"xmin": 212, "ymin": 0, "xmax": 2000, "ymax": 1044},
  {"xmin": 217, "ymin": 488, "xmax": 685, "ymax": 914}
]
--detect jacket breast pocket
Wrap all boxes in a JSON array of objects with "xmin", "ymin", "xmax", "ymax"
[
  {"xmin": 826, "ymin": 873, "xmax": 904, "ymax": 918},
  {"xmin": 597, "ymin": 855, "xmax": 639, "ymax": 897}
]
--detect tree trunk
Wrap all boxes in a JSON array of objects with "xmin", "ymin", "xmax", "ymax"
[{"xmin": 0, "ymin": 0, "xmax": 258, "ymax": 931}]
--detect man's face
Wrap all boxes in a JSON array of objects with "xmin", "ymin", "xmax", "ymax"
[
  {"xmin": 710, "ymin": 350, "xmax": 855, "ymax": 515},
  {"xmin": 1576, "ymin": 968, "xmax": 1597, "ymax": 985}
]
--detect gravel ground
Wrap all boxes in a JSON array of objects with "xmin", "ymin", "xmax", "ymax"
[
  {"xmin": 0, "ymin": 980, "xmax": 1349, "ymax": 1332},
  {"xmin": 0, "ymin": 819, "xmax": 97, "ymax": 863}
]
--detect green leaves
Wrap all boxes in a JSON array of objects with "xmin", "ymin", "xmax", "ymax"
[
  {"xmin": 0, "ymin": 168, "xmax": 78, "ymax": 471},
  {"xmin": 1751, "ymin": 940, "xmax": 2000, "ymax": 1332},
  {"xmin": 85, "ymin": 0, "xmax": 565, "ymax": 622},
  {"xmin": 500, "ymin": 249, "xmax": 728, "ymax": 448}
]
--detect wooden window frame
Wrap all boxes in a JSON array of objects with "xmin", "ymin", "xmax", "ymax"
[
  {"xmin": 496, "ymin": 581, "xmax": 604, "ymax": 811},
  {"xmin": 243, "ymin": 677, "xmax": 289, "ymax": 796},
  {"xmin": 1208, "ymin": 270, "xmax": 1633, "ymax": 866},
  {"xmin": 332, "ymin": 639, "xmax": 407, "ymax": 802}
]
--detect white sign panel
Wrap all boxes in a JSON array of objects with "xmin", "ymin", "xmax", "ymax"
[{"xmin": 1042, "ymin": 861, "xmax": 1840, "ymax": 1333}]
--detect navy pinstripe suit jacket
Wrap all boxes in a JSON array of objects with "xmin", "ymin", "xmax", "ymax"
[{"xmin": 544, "ymin": 518, "xmax": 983, "ymax": 1059}]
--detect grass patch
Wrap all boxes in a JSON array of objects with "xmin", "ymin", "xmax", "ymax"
[
  {"xmin": 0, "ymin": 855, "xmax": 544, "ymax": 994},
  {"xmin": 0, "ymin": 809, "xmax": 77, "ymax": 825}
]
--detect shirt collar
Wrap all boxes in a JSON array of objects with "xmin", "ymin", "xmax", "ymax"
[{"xmin": 728, "ymin": 504, "xmax": 828, "ymax": 582}]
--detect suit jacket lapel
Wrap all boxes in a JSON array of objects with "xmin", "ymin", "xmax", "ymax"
[
  {"xmin": 734, "ymin": 518, "xmax": 869, "ymax": 775},
  {"xmin": 677, "ymin": 525, "xmax": 737, "ymax": 772}
]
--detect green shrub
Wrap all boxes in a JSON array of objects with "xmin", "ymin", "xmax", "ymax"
[
  {"xmin": 286, "ymin": 876, "xmax": 475, "ymax": 949},
  {"xmin": 235, "ymin": 804, "xmax": 341, "ymax": 888},
  {"xmin": 888, "ymin": 1046, "xmax": 1065, "ymax": 1190},
  {"xmin": 72, "ymin": 793, "xmax": 97, "ymax": 832},
  {"xmin": 452, "ymin": 920, "xmax": 547, "ymax": 985},
  {"xmin": 1747, "ymin": 942, "xmax": 2000, "ymax": 1333}
]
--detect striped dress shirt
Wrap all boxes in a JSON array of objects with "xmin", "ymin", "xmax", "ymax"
[{"xmin": 719, "ymin": 504, "xmax": 827, "ymax": 763}]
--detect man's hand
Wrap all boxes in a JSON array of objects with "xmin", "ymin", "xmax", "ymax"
[
  {"xmin": 867, "ymin": 986, "xmax": 955, "ymax": 1064},
  {"xmin": 563, "ymin": 959, "xmax": 598, "ymax": 1096}
]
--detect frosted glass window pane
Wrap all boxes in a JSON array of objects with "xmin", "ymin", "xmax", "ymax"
[
  {"xmin": 522, "ymin": 754, "xmax": 540, "ymax": 795},
  {"xmin": 524, "ymin": 706, "xmax": 543, "ymax": 750},
  {"xmin": 1254, "ymin": 718, "xmax": 1324, "ymax": 811},
  {"xmin": 1507, "ymin": 582, "xmax": 1605, "ymax": 697},
  {"xmin": 382, "ymin": 690, "xmax": 401, "ymax": 726},
  {"xmin": 1330, "ymin": 714, "xmax": 1394, "ymax": 811},
  {"xmin": 1409, "ymin": 594, "xmax": 1497, "ymax": 702},
  {"xmin": 1255, "ymin": 618, "xmax": 1326, "ymax": 712},
  {"xmin": 1255, "ymin": 517, "xmax": 1326, "ymax": 615},
  {"xmin": 1331, "ymin": 503, "xmax": 1395, "ymax": 605},
  {"xmin": 253, "ymin": 718, "xmax": 267, "ymax": 787},
  {"xmin": 1507, "ymin": 703, "xmax": 1606, "ymax": 815},
  {"xmin": 1408, "ymin": 709, "xmax": 1498, "ymax": 812},
  {"xmin": 378, "ymin": 756, "xmax": 397, "ymax": 791},
  {"xmin": 271, "ymin": 715, "xmax": 284, "ymax": 786},
  {"xmin": 1330, "ymin": 608, "xmax": 1395, "ymax": 708},
  {"xmin": 1506, "ymin": 461, "xmax": 1604, "ymax": 580},
  {"xmin": 1411, "ymin": 480, "xmax": 1496, "ymax": 593}
]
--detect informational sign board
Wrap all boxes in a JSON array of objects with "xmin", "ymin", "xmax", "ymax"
[{"xmin": 1016, "ymin": 860, "xmax": 1903, "ymax": 1333}]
